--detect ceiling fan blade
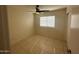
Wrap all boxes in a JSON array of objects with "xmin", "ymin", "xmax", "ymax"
[
  {"xmin": 37, "ymin": 10, "xmax": 50, "ymax": 12},
  {"xmin": 36, "ymin": 5, "xmax": 50, "ymax": 12},
  {"xmin": 36, "ymin": 5, "xmax": 40, "ymax": 12}
]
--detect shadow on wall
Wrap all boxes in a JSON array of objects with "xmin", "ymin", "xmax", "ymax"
[
  {"xmin": 34, "ymin": 9, "xmax": 67, "ymax": 41},
  {"xmin": 69, "ymin": 14, "xmax": 79, "ymax": 53}
]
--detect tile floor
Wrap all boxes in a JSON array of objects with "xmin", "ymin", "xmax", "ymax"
[{"xmin": 11, "ymin": 35, "xmax": 67, "ymax": 54}]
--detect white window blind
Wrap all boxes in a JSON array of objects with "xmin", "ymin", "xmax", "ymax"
[{"xmin": 40, "ymin": 16, "xmax": 55, "ymax": 27}]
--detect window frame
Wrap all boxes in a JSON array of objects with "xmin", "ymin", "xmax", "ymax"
[{"xmin": 40, "ymin": 16, "xmax": 55, "ymax": 28}]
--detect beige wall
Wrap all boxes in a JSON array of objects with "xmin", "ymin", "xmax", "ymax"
[
  {"xmin": 0, "ymin": 6, "xmax": 5, "ymax": 50},
  {"xmin": 34, "ymin": 9, "xmax": 68, "ymax": 41},
  {"xmin": 67, "ymin": 7, "xmax": 79, "ymax": 53},
  {"xmin": 7, "ymin": 6, "xmax": 34, "ymax": 46},
  {"xmin": 0, "ymin": 6, "xmax": 10, "ymax": 50}
]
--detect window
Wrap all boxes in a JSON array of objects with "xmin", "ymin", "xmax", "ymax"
[{"xmin": 40, "ymin": 16, "xmax": 55, "ymax": 27}]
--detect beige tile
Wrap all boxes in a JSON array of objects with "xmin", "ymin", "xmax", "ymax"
[{"xmin": 11, "ymin": 35, "xmax": 67, "ymax": 54}]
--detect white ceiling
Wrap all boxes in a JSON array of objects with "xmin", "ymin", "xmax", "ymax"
[
  {"xmin": 39, "ymin": 5, "xmax": 79, "ymax": 10},
  {"xmin": 23, "ymin": 5, "xmax": 79, "ymax": 12},
  {"xmin": 23, "ymin": 5, "xmax": 67, "ymax": 12},
  {"xmin": 39, "ymin": 5, "xmax": 67, "ymax": 10}
]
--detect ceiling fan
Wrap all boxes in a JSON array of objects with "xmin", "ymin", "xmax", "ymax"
[{"xmin": 36, "ymin": 5, "xmax": 51, "ymax": 13}]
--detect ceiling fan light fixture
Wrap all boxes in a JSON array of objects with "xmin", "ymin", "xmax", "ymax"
[{"xmin": 36, "ymin": 12, "xmax": 40, "ymax": 14}]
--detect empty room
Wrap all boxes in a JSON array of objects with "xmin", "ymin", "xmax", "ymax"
[{"xmin": 0, "ymin": 5, "xmax": 79, "ymax": 54}]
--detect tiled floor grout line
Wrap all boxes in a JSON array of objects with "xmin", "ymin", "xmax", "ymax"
[{"xmin": 30, "ymin": 36, "xmax": 41, "ymax": 53}]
